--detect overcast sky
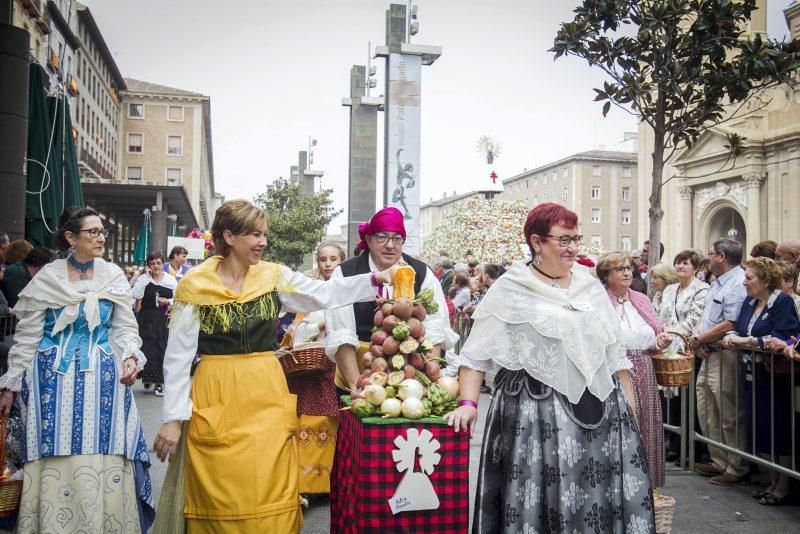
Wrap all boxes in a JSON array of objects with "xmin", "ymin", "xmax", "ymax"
[{"xmin": 88, "ymin": 0, "xmax": 792, "ymax": 232}]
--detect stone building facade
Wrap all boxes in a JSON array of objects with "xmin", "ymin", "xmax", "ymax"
[
  {"xmin": 120, "ymin": 79, "xmax": 221, "ymax": 229},
  {"xmin": 636, "ymin": 2, "xmax": 800, "ymax": 259},
  {"xmin": 74, "ymin": 1, "xmax": 125, "ymax": 182},
  {"xmin": 10, "ymin": 0, "xmax": 49, "ymax": 66},
  {"xmin": 500, "ymin": 150, "xmax": 640, "ymax": 252}
]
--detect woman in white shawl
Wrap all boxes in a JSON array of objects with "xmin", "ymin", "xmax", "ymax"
[
  {"xmin": 0, "ymin": 207, "xmax": 154, "ymax": 533},
  {"xmin": 447, "ymin": 203, "xmax": 654, "ymax": 533}
]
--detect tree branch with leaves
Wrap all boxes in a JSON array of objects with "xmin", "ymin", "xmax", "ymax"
[
  {"xmin": 551, "ymin": 0, "xmax": 800, "ymax": 274},
  {"xmin": 253, "ymin": 178, "xmax": 342, "ymax": 269}
]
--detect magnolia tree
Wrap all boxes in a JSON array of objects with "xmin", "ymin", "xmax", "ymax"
[
  {"xmin": 551, "ymin": 0, "xmax": 800, "ymax": 271},
  {"xmin": 421, "ymin": 197, "xmax": 530, "ymax": 264}
]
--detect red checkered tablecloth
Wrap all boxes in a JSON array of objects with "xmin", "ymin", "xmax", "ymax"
[{"xmin": 330, "ymin": 409, "xmax": 470, "ymax": 533}]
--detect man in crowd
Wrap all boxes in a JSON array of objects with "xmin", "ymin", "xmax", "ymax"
[
  {"xmin": 689, "ymin": 238, "xmax": 749, "ymax": 486},
  {"xmin": 1, "ymin": 246, "xmax": 54, "ymax": 308},
  {"xmin": 325, "ymin": 207, "xmax": 457, "ymax": 396},
  {"xmin": 642, "ymin": 239, "xmax": 665, "ymax": 274},
  {"xmin": 775, "ymin": 239, "xmax": 800, "ymax": 268},
  {"xmin": 439, "ymin": 258, "xmax": 455, "ymax": 296}
]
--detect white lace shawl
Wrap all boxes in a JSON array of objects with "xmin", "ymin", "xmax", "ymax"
[{"xmin": 458, "ymin": 261, "xmax": 631, "ymax": 403}]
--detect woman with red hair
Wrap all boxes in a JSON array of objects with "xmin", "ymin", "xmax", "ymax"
[{"xmin": 447, "ymin": 203, "xmax": 655, "ymax": 532}]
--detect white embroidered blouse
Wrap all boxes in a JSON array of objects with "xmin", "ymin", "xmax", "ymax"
[{"xmin": 455, "ymin": 261, "xmax": 631, "ymax": 403}]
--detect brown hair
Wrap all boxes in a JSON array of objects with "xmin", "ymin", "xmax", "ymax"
[
  {"xmin": 742, "ymin": 257, "xmax": 782, "ymax": 291},
  {"xmin": 750, "ymin": 239, "xmax": 778, "ymax": 260},
  {"xmin": 454, "ymin": 273, "xmax": 470, "ymax": 288},
  {"xmin": 3, "ymin": 240, "xmax": 34, "ymax": 265},
  {"xmin": 211, "ymin": 200, "xmax": 268, "ymax": 257},
  {"xmin": 595, "ymin": 251, "xmax": 632, "ymax": 286},
  {"xmin": 147, "ymin": 251, "xmax": 165, "ymax": 265},
  {"xmin": 673, "ymin": 249, "xmax": 702, "ymax": 270},
  {"xmin": 54, "ymin": 206, "xmax": 100, "ymax": 252},
  {"xmin": 777, "ymin": 260, "xmax": 798, "ymax": 291}
]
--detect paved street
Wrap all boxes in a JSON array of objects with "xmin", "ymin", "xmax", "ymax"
[{"xmin": 134, "ymin": 383, "xmax": 800, "ymax": 533}]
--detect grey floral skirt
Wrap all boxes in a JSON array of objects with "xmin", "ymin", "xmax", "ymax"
[{"xmin": 473, "ymin": 369, "xmax": 655, "ymax": 534}]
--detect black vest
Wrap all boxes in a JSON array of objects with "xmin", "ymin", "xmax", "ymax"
[{"xmin": 339, "ymin": 253, "xmax": 427, "ymax": 342}]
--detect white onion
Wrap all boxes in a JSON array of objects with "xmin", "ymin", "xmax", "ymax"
[
  {"xmin": 363, "ymin": 384, "xmax": 387, "ymax": 406},
  {"xmin": 436, "ymin": 376, "xmax": 460, "ymax": 397},
  {"xmin": 401, "ymin": 397, "xmax": 425, "ymax": 419},
  {"xmin": 397, "ymin": 378, "xmax": 425, "ymax": 401},
  {"xmin": 380, "ymin": 398, "xmax": 402, "ymax": 418}
]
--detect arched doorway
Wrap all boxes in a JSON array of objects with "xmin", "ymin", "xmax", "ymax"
[{"xmin": 705, "ymin": 206, "xmax": 746, "ymax": 250}]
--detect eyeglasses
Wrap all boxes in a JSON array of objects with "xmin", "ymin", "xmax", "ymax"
[
  {"xmin": 79, "ymin": 228, "xmax": 110, "ymax": 238},
  {"xmin": 543, "ymin": 234, "xmax": 583, "ymax": 247},
  {"xmin": 371, "ymin": 233, "xmax": 405, "ymax": 246},
  {"xmin": 613, "ymin": 265, "xmax": 633, "ymax": 274}
]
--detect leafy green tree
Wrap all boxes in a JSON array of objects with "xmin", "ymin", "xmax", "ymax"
[
  {"xmin": 253, "ymin": 178, "xmax": 342, "ymax": 269},
  {"xmin": 551, "ymin": 0, "xmax": 800, "ymax": 269}
]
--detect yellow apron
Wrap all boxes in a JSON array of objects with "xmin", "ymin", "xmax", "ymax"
[
  {"xmin": 334, "ymin": 341, "xmax": 371, "ymax": 391},
  {"xmin": 184, "ymin": 352, "xmax": 303, "ymax": 533}
]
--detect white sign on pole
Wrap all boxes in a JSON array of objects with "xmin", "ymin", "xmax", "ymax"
[
  {"xmin": 385, "ymin": 53, "xmax": 422, "ymax": 254},
  {"xmin": 167, "ymin": 237, "xmax": 206, "ymax": 261}
]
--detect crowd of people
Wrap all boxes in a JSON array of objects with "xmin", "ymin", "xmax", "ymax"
[{"xmin": 0, "ymin": 202, "xmax": 799, "ymax": 532}]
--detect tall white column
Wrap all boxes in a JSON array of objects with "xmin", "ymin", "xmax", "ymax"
[
  {"xmin": 742, "ymin": 172, "xmax": 764, "ymax": 249},
  {"xmin": 678, "ymin": 182, "xmax": 693, "ymax": 249}
]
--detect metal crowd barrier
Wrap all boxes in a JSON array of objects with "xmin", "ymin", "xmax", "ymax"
[
  {"xmin": 663, "ymin": 343, "xmax": 800, "ymax": 481},
  {"xmin": 453, "ymin": 311, "xmax": 472, "ymax": 354}
]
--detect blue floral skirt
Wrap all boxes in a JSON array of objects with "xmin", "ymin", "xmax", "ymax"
[{"xmin": 472, "ymin": 369, "xmax": 655, "ymax": 533}]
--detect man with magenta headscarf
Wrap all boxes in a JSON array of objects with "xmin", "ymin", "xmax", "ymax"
[{"xmin": 325, "ymin": 207, "xmax": 458, "ymax": 395}]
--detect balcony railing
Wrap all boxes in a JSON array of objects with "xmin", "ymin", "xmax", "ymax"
[{"xmin": 79, "ymin": 148, "xmax": 114, "ymax": 181}]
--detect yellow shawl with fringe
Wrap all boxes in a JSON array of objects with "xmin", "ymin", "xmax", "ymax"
[{"xmin": 172, "ymin": 256, "xmax": 281, "ymax": 334}]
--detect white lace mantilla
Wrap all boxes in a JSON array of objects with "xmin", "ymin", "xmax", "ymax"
[{"xmin": 459, "ymin": 261, "xmax": 630, "ymax": 403}]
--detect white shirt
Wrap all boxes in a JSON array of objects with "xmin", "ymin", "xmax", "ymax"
[
  {"xmin": 162, "ymin": 265, "xmax": 376, "ymax": 422},
  {"xmin": 324, "ymin": 255, "xmax": 458, "ymax": 359},
  {"xmin": 616, "ymin": 300, "xmax": 657, "ymax": 351}
]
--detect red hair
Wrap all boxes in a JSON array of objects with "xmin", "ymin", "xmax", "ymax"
[{"xmin": 523, "ymin": 203, "xmax": 579, "ymax": 258}]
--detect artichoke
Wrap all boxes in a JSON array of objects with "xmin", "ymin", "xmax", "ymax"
[
  {"xmin": 385, "ymin": 385, "xmax": 397, "ymax": 399},
  {"xmin": 351, "ymin": 398, "xmax": 375, "ymax": 418},
  {"xmin": 426, "ymin": 384, "xmax": 459, "ymax": 416},
  {"xmin": 422, "ymin": 398, "xmax": 432, "ymax": 418},
  {"xmin": 392, "ymin": 321, "xmax": 411, "ymax": 341}
]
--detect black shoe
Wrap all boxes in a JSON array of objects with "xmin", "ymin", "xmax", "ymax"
[
  {"xmin": 153, "ymin": 385, "xmax": 164, "ymax": 397},
  {"xmin": 665, "ymin": 451, "xmax": 679, "ymax": 462}
]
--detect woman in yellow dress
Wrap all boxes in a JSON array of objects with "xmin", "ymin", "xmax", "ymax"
[{"xmin": 152, "ymin": 200, "xmax": 397, "ymax": 533}]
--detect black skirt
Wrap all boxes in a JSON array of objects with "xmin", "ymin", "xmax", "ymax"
[{"xmin": 137, "ymin": 282, "xmax": 172, "ymax": 384}]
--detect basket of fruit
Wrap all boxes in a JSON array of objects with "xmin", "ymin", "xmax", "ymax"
[{"xmin": 346, "ymin": 262, "xmax": 460, "ymax": 422}]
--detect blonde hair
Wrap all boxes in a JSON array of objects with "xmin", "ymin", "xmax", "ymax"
[
  {"xmin": 742, "ymin": 256, "xmax": 782, "ymax": 291},
  {"xmin": 211, "ymin": 200, "xmax": 268, "ymax": 257},
  {"xmin": 649, "ymin": 262, "xmax": 677, "ymax": 286},
  {"xmin": 595, "ymin": 251, "xmax": 632, "ymax": 286}
]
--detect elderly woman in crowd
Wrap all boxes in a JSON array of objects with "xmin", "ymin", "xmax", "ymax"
[
  {"xmin": 722, "ymin": 257, "xmax": 800, "ymax": 506},
  {"xmin": 777, "ymin": 261, "xmax": 800, "ymax": 318},
  {"xmin": 597, "ymin": 252, "xmax": 673, "ymax": 489},
  {"xmin": 133, "ymin": 251, "xmax": 178, "ymax": 397},
  {"xmin": 448, "ymin": 203, "xmax": 655, "ymax": 532},
  {"xmin": 451, "ymin": 272, "xmax": 472, "ymax": 310},
  {"xmin": 656, "ymin": 249, "xmax": 710, "ymax": 462},
  {"xmin": 0, "ymin": 207, "xmax": 154, "ymax": 532},
  {"xmin": 649, "ymin": 262, "xmax": 677, "ymax": 313}
]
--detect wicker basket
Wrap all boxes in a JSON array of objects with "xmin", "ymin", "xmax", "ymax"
[
  {"xmin": 652, "ymin": 331, "xmax": 694, "ymax": 387},
  {"xmin": 0, "ymin": 416, "xmax": 21, "ymax": 518},
  {"xmin": 277, "ymin": 342, "xmax": 328, "ymax": 377},
  {"xmin": 654, "ymin": 492, "xmax": 676, "ymax": 533}
]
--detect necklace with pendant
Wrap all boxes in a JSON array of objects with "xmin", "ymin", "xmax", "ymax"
[
  {"xmin": 531, "ymin": 263, "xmax": 565, "ymax": 288},
  {"xmin": 613, "ymin": 291, "xmax": 629, "ymax": 305},
  {"xmin": 68, "ymin": 254, "xmax": 94, "ymax": 280}
]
